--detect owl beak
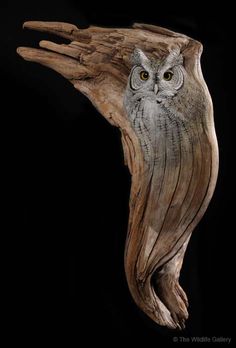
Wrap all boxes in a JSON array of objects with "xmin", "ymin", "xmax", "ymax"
[{"xmin": 154, "ymin": 84, "xmax": 158, "ymax": 95}]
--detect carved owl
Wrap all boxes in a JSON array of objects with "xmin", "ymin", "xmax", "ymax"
[
  {"xmin": 17, "ymin": 22, "xmax": 219, "ymax": 330},
  {"xmin": 124, "ymin": 48, "xmax": 188, "ymax": 163}
]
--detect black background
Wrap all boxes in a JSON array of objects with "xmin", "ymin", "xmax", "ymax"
[{"xmin": 1, "ymin": 0, "xmax": 234, "ymax": 344}]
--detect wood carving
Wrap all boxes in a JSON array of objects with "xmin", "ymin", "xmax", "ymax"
[{"xmin": 17, "ymin": 21, "xmax": 219, "ymax": 329}]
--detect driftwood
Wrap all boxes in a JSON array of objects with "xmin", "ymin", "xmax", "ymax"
[{"xmin": 17, "ymin": 21, "xmax": 219, "ymax": 329}]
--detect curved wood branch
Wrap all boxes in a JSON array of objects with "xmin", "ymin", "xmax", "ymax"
[{"xmin": 17, "ymin": 21, "xmax": 218, "ymax": 329}]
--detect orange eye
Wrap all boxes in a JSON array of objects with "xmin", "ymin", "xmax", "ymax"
[
  {"xmin": 140, "ymin": 71, "xmax": 149, "ymax": 81},
  {"xmin": 163, "ymin": 71, "xmax": 173, "ymax": 81}
]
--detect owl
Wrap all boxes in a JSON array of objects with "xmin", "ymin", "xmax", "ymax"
[{"xmin": 124, "ymin": 48, "xmax": 193, "ymax": 166}]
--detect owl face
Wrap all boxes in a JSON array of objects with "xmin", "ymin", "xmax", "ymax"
[{"xmin": 127, "ymin": 48, "xmax": 185, "ymax": 104}]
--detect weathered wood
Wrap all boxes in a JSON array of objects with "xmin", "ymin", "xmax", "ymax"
[{"xmin": 17, "ymin": 21, "xmax": 218, "ymax": 329}]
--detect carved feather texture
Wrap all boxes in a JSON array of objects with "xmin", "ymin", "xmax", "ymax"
[{"xmin": 17, "ymin": 21, "xmax": 219, "ymax": 329}]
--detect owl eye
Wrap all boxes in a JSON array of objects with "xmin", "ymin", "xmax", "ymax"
[
  {"xmin": 140, "ymin": 71, "xmax": 149, "ymax": 81},
  {"xmin": 163, "ymin": 71, "xmax": 173, "ymax": 81}
]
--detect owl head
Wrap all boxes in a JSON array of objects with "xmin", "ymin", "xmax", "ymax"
[{"xmin": 125, "ymin": 48, "xmax": 185, "ymax": 106}]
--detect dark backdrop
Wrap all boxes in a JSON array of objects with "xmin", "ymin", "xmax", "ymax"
[{"xmin": 1, "ymin": 1, "xmax": 234, "ymax": 344}]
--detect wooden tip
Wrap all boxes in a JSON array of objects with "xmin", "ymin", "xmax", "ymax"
[
  {"xmin": 23, "ymin": 21, "xmax": 79, "ymax": 33},
  {"xmin": 22, "ymin": 21, "xmax": 81, "ymax": 41},
  {"xmin": 16, "ymin": 47, "xmax": 31, "ymax": 60},
  {"xmin": 17, "ymin": 46, "xmax": 57, "ymax": 64}
]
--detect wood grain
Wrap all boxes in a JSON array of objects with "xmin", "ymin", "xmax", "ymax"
[{"xmin": 17, "ymin": 21, "xmax": 218, "ymax": 329}]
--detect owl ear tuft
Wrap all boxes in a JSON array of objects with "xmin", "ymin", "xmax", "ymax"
[
  {"xmin": 131, "ymin": 48, "xmax": 150, "ymax": 68},
  {"xmin": 165, "ymin": 48, "xmax": 184, "ymax": 67}
]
